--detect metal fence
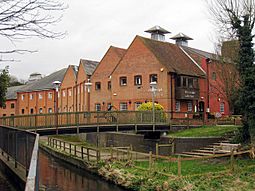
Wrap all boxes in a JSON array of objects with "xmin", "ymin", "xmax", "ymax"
[
  {"xmin": 0, "ymin": 111, "xmax": 240, "ymax": 129},
  {"xmin": 0, "ymin": 125, "xmax": 39, "ymax": 191}
]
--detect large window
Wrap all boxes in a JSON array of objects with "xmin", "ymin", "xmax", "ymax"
[
  {"xmin": 188, "ymin": 78, "xmax": 193, "ymax": 88},
  {"xmin": 95, "ymin": 103, "xmax": 101, "ymax": 111},
  {"xmin": 120, "ymin": 102, "xmax": 128, "ymax": 111},
  {"xmin": 220, "ymin": 102, "xmax": 225, "ymax": 113},
  {"xmin": 30, "ymin": 94, "xmax": 33, "ymax": 100},
  {"xmin": 134, "ymin": 75, "xmax": 142, "ymax": 85},
  {"xmin": 187, "ymin": 101, "xmax": 192, "ymax": 112},
  {"xmin": 68, "ymin": 89, "xmax": 72, "ymax": 97},
  {"xmin": 21, "ymin": 94, "xmax": 25, "ymax": 101},
  {"xmin": 175, "ymin": 101, "xmax": 180, "ymax": 112},
  {"xmin": 95, "ymin": 82, "xmax": 101, "ymax": 90},
  {"xmin": 39, "ymin": 93, "xmax": 43, "ymax": 100},
  {"xmin": 120, "ymin": 77, "xmax": 127, "ymax": 86},
  {"xmin": 48, "ymin": 92, "xmax": 53, "ymax": 99},
  {"xmin": 183, "ymin": 77, "xmax": 187, "ymax": 87},
  {"xmin": 150, "ymin": 74, "xmax": 158, "ymax": 83}
]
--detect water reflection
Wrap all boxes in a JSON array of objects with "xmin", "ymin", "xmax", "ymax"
[{"xmin": 39, "ymin": 150, "xmax": 126, "ymax": 191}]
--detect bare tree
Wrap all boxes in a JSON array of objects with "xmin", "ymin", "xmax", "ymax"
[
  {"xmin": 0, "ymin": 0, "xmax": 66, "ymax": 57},
  {"xmin": 208, "ymin": 0, "xmax": 255, "ymax": 143}
]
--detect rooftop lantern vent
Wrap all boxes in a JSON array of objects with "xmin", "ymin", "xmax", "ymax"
[
  {"xmin": 145, "ymin": 25, "xmax": 170, "ymax": 42},
  {"xmin": 170, "ymin": 33, "xmax": 193, "ymax": 46}
]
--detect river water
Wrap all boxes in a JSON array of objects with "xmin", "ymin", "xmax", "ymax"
[{"xmin": 39, "ymin": 150, "xmax": 126, "ymax": 191}]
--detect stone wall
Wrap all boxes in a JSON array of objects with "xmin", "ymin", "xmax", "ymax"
[{"xmin": 83, "ymin": 132, "xmax": 223, "ymax": 155}]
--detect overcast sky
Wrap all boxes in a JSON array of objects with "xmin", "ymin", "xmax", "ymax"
[{"xmin": 1, "ymin": 0, "xmax": 217, "ymax": 80}]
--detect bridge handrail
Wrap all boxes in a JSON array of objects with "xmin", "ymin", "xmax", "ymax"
[{"xmin": 0, "ymin": 126, "xmax": 39, "ymax": 191}]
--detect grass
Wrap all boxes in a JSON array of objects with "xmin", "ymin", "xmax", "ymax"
[
  {"xmin": 108, "ymin": 157, "xmax": 255, "ymax": 191},
  {"xmin": 168, "ymin": 125, "xmax": 239, "ymax": 137}
]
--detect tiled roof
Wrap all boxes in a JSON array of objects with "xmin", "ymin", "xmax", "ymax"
[
  {"xmin": 18, "ymin": 68, "xmax": 67, "ymax": 93},
  {"xmin": 139, "ymin": 36, "xmax": 206, "ymax": 77},
  {"xmin": 80, "ymin": 59, "xmax": 99, "ymax": 75},
  {"xmin": 182, "ymin": 46, "xmax": 217, "ymax": 60},
  {"xmin": 6, "ymin": 85, "xmax": 27, "ymax": 100},
  {"xmin": 111, "ymin": 46, "xmax": 126, "ymax": 58}
]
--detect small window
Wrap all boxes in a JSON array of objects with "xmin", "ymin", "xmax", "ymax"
[
  {"xmin": 3, "ymin": 105, "xmax": 6, "ymax": 109},
  {"xmin": 134, "ymin": 75, "xmax": 142, "ymax": 85},
  {"xmin": 187, "ymin": 101, "xmax": 192, "ymax": 112},
  {"xmin": 21, "ymin": 95, "xmax": 25, "ymax": 101},
  {"xmin": 120, "ymin": 102, "xmax": 128, "ymax": 111},
  {"xmin": 176, "ymin": 76, "xmax": 181, "ymax": 87},
  {"xmin": 39, "ymin": 108, "xmax": 43, "ymax": 114},
  {"xmin": 120, "ymin": 77, "xmax": 127, "ymax": 86},
  {"xmin": 175, "ymin": 101, "xmax": 180, "ymax": 112},
  {"xmin": 95, "ymin": 103, "xmax": 101, "ymax": 111},
  {"xmin": 48, "ymin": 108, "xmax": 53, "ymax": 113},
  {"xmin": 21, "ymin": 109, "xmax": 25, "ymax": 114},
  {"xmin": 30, "ymin": 108, "xmax": 34, "ymax": 114},
  {"xmin": 95, "ymin": 82, "xmax": 101, "ymax": 90},
  {"xmin": 135, "ymin": 102, "xmax": 142, "ymax": 110},
  {"xmin": 68, "ymin": 89, "xmax": 72, "ymax": 97},
  {"xmin": 62, "ymin": 91, "xmax": 66, "ymax": 97},
  {"xmin": 39, "ymin": 94, "xmax": 43, "ymax": 100},
  {"xmin": 48, "ymin": 92, "xmax": 53, "ymax": 99},
  {"xmin": 220, "ymin": 102, "xmax": 225, "ymax": 113},
  {"xmin": 188, "ymin": 78, "xmax": 193, "ymax": 88},
  {"xmin": 107, "ymin": 103, "xmax": 112, "ymax": 111},
  {"xmin": 108, "ymin": 81, "xmax": 111, "ymax": 90},
  {"xmin": 150, "ymin": 74, "xmax": 158, "ymax": 83},
  {"xmin": 11, "ymin": 103, "xmax": 15, "ymax": 109},
  {"xmin": 3, "ymin": 114, "xmax": 6, "ymax": 117},
  {"xmin": 212, "ymin": 72, "xmax": 216, "ymax": 80},
  {"xmin": 183, "ymin": 77, "xmax": 187, "ymax": 87},
  {"xmin": 30, "ymin": 94, "xmax": 33, "ymax": 100}
]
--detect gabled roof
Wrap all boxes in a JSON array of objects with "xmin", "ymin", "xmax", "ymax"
[
  {"xmin": 80, "ymin": 59, "xmax": 99, "ymax": 75},
  {"xmin": 171, "ymin": 33, "xmax": 193, "ymax": 40},
  {"xmin": 6, "ymin": 85, "xmax": 27, "ymax": 99},
  {"xmin": 139, "ymin": 36, "xmax": 205, "ymax": 77},
  {"xmin": 111, "ymin": 46, "xmax": 126, "ymax": 58},
  {"xmin": 181, "ymin": 46, "xmax": 217, "ymax": 60},
  {"xmin": 18, "ymin": 68, "xmax": 67, "ymax": 93}
]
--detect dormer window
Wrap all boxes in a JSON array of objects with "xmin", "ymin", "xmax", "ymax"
[{"xmin": 120, "ymin": 77, "xmax": 127, "ymax": 86}]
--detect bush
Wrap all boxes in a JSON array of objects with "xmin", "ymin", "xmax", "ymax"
[{"xmin": 136, "ymin": 102, "xmax": 166, "ymax": 123}]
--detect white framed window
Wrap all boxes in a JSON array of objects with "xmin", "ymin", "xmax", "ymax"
[
  {"xmin": 134, "ymin": 75, "xmax": 142, "ymax": 85},
  {"xmin": 30, "ymin": 94, "xmax": 33, "ymax": 100},
  {"xmin": 175, "ymin": 101, "xmax": 180, "ymax": 112},
  {"xmin": 48, "ymin": 108, "xmax": 53, "ymax": 113},
  {"xmin": 135, "ymin": 102, "xmax": 142, "ymax": 110},
  {"xmin": 77, "ymin": 87, "xmax": 80, "ymax": 95},
  {"xmin": 39, "ymin": 108, "xmax": 43, "ymax": 114},
  {"xmin": 220, "ymin": 102, "xmax": 225, "ymax": 113},
  {"xmin": 187, "ymin": 101, "xmax": 192, "ymax": 112},
  {"xmin": 120, "ymin": 102, "xmax": 128, "ymax": 111},
  {"xmin": 39, "ymin": 94, "xmax": 43, "ymax": 100},
  {"xmin": 68, "ymin": 89, "xmax": 72, "ymax": 97},
  {"xmin": 21, "ymin": 94, "xmax": 25, "ymax": 101},
  {"xmin": 95, "ymin": 82, "xmax": 101, "ymax": 90},
  {"xmin": 120, "ymin": 77, "xmax": 127, "ymax": 86},
  {"xmin": 48, "ymin": 92, "xmax": 53, "ymax": 99},
  {"xmin": 149, "ymin": 74, "xmax": 158, "ymax": 83},
  {"xmin": 62, "ymin": 91, "xmax": 66, "ymax": 97},
  {"xmin": 95, "ymin": 103, "xmax": 101, "ymax": 111}
]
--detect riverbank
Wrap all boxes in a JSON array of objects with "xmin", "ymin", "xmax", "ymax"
[{"xmin": 40, "ymin": 134, "xmax": 255, "ymax": 191}]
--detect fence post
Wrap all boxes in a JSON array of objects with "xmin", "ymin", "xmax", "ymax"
[
  {"xmin": 149, "ymin": 151, "xmax": 152, "ymax": 171},
  {"xmin": 110, "ymin": 145, "xmax": 113, "ymax": 159},
  {"xmin": 81, "ymin": 146, "xmax": 84, "ymax": 159},
  {"xmin": 64, "ymin": 142, "xmax": 66, "ymax": 152},
  {"xmin": 69, "ymin": 143, "xmax": 71, "ymax": 154},
  {"xmin": 171, "ymin": 142, "xmax": 175, "ymax": 154},
  {"xmin": 156, "ymin": 143, "xmax": 159, "ymax": 158},
  {"xmin": 178, "ymin": 155, "xmax": 181, "ymax": 177},
  {"xmin": 87, "ymin": 148, "xmax": 90, "ymax": 161},
  {"xmin": 250, "ymin": 146, "xmax": 255, "ymax": 159},
  {"xmin": 74, "ymin": 145, "xmax": 77, "ymax": 156},
  {"xmin": 230, "ymin": 149, "xmax": 235, "ymax": 171}
]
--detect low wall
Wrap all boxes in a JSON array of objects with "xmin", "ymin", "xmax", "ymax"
[{"xmin": 83, "ymin": 133, "xmax": 223, "ymax": 155}]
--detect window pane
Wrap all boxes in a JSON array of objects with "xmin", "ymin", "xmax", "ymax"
[
  {"xmin": 134, "ymin": 75, "xmax": 142, "ymax": 85},
  {"xmin": 95, "ymin": 103, "xmax": 101, "ymax": 111},
  {"xmin": 175, "ymin": 101, "xmax": 180, "ymax": 112},
  {"xmin": 120, "ymin": 102, "xmax": 128, "ymax": 111},
  {"xmin": 120, "ymin": 77, "xmax": 127, "ymax": 86},
  {"xmin": 188, "ymin": 78, "xmax": 193, "ymax": 88},
  {"xmin": 95, "ymin": 82, "xmax": 101, "ymax": 90},
  {"xmin": 176, "ymin": 76, "xmax": 181, "ymax": 87},
  {"xmin": 220, "ymin": 102, "xmax": 224, "ymax": 113},
  {"xmin": 150, "ymin": 74, "xmax": 157, "ymax": 82},
  {"xmin": 183, "ymin": 77, "xmax": 187, "ymax": 87},
  {"xmin": 187, "ymin": 101, "xmax": 192, "ymax": 112}
]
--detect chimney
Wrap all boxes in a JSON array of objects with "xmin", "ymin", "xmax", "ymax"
[
  {"xmin": 145, "ymin": 25, "xmax": 170, "ymax": 42},
  {"xmin": 170, "ymin": 33, "xmax": 193, "ymax": 46}
]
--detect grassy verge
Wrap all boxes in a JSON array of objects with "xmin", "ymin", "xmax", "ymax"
[
  {"xmin": 168, "ymin": 125, "xmax": 239, "ymax": 137},
  {"xmin": 104, "ymin": 158, "xmax": 255, "ymax": 191}
]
